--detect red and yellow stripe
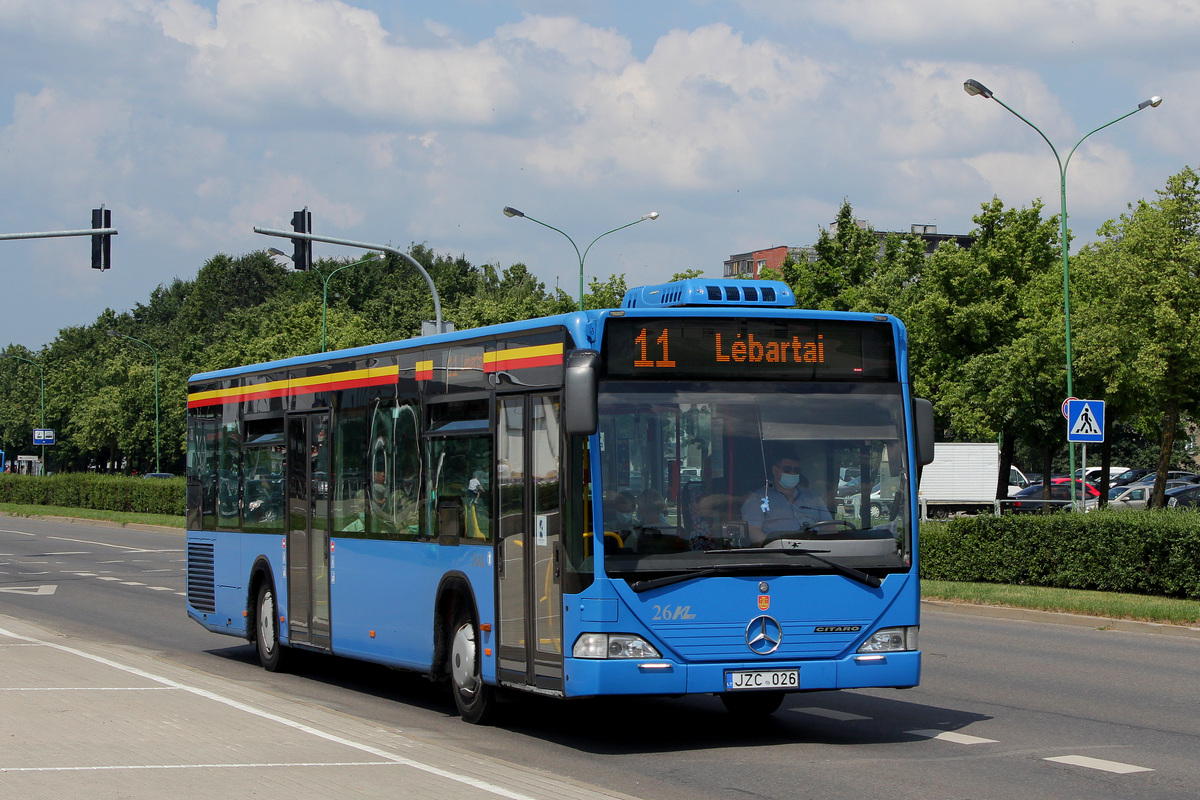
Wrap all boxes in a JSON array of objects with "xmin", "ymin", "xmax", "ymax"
[
  {"xmin": 188, "ymin": 364, "xmax": 399, "ymax": 409},
  {"xmin": 483, "ymin": 342, "xmax": 563, "ymax": 373},
  {"xmin": 415, "ymin": 360, "xmax": 434, "ymax": 381}
]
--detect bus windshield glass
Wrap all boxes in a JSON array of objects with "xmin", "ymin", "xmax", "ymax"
[{"xmin": 596, "ymin": 382, "xmax": 910, "ymax": 576}]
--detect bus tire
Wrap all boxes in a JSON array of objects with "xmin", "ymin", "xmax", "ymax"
[
  {"xmin": 720, "ymin": 690, "xmax": 784, "ymax": 717},
  {"xmin": 449, "ymin": 607, "xmax": 495, "ymax": 724},
  {"xmin": 255, "ymin": 580, "xmax": 288, "ymax": 673}
]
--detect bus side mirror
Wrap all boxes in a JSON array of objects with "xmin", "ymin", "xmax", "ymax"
[
  {"xmin": 563, "ymin": 349, "xmax": 600, "ymax": 436},
  {"xmin": 913, "ymin": 398, "xmax": 935, "ymax": 466}
]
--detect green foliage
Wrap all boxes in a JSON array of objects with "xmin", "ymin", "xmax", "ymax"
[
  {"xmin": 921, "ymin": 509, "xmax": 1200, "ymax": 599},
  {"xmin": 0, "ymin": 474, "xmax": 185, "ymax": 516}
]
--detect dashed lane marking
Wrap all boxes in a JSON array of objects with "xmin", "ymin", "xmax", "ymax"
[
  {"xmin": 793, "ymin": 707, "xmax": 871, "ymax": 721},
  {"xmin": 906, "ymin": 729, "xmax": 998, "ymax": 745},
  {"xmin": 1044, "ymin": 755, "xmax": 1153, "ymax": 774}
]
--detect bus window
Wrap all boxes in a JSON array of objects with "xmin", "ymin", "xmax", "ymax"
[
  {"xmin": 368, "ymin": 400, "xmax": 420, "ymax": 540},
  {"xmin": 426, "ymin": 435, "xmax": 492, "ymax": 543}
]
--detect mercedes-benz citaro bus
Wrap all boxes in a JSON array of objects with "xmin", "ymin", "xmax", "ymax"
[{"xmin": 185, "ymin": 278, "xmax": 934, "ymax": 723}]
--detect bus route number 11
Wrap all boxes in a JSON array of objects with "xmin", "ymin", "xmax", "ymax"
[{"xmin": 633, "ymin": 327, "xmax": 677, "ymax": 369}]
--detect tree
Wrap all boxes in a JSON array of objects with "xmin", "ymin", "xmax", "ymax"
[{"xmin": 1072, "ymin": 166, "xmax": 1200, "ymax": 506}]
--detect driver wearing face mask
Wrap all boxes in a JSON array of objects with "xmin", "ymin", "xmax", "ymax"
[{"xmin": 741, "ymin": 452, "xmax": 832, "ymax": 544}]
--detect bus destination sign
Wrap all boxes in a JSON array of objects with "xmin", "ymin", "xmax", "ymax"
[{"xmin": 602, "ymin": 318, "xmax": 896, "ymax": 380}]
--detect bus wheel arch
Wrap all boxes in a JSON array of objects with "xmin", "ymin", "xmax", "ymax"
[
  {"xmin": 434, "ymin": 575, "xmax": 495, "ymax": 724},
  {"xmin": 249, "ymin": 559, "xmax": 287, "ymax": 673}
]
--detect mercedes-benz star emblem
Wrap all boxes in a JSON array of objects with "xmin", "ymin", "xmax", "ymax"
[{"xmin": 745, "ymin": 615, "xmax": 783, "ymax": 654}]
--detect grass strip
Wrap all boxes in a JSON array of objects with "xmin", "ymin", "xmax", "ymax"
[
  {"xmin": 0, "ymin": 503, "xmax": 184, "ymax": 529},
  {"xmin": 923, "ymin": 579, "xmax": 1200, "ymax": 627}
]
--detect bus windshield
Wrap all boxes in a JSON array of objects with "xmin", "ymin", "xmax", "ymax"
[{"xmin": 596, "ymin": 382, "xmax": 910, "ymax": 576}]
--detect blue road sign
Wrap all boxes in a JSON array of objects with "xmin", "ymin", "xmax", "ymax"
[
  {"xmin": 33, "ymin": 429, "xmax": 55, "ymax": 446},
  {"xmin": 1066, "ymin": 399, "xmax": 1104, "ymax": 443}
]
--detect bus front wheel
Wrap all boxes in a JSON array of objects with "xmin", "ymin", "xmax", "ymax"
[
  {"xmin": 255, "ymin": 581, "xmax": 288, "ymax": 673},
  {"xmin": 720, "ymin": 690, "xmax": 784, "ymax": 717},
  {"xmin": 449, "ymin": 608, "xmax": 495, "ymax": 724}
]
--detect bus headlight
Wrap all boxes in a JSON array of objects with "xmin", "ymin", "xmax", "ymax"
[
  {"xmin": 572, "ymin": 633, "xmax": 661, "ymax": 659},
  {"xmin": 856, "ymin": 626, "xmax": 918, "ymax": 653}
]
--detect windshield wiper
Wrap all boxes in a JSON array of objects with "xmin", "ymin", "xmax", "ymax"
[
  {"xmin": 714, "ymin": 546, "xmax": 882, "ymax": 589},
  {"xmin": 629, "ymin": 564, "xmax": 771, "ymax": 593}
]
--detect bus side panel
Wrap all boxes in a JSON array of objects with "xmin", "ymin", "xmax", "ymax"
[
  {"xmin": 186, "ymin": 529, "xmax": 254, "ymax": 638},
  {"xmin": 328, "ymin": 538, "xmax": 497, "ymax": 679}
]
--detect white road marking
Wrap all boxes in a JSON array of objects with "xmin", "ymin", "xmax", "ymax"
[
  {"xmin": 1, "ymin": 761, "xmax": 402, "ymax": 773},
  {"xmin": 907, "ymin": 729, "xmax": 997, "ymax": 745},
  {"xmin": 47, "ymin": 536, "xmax": 154, "ymax": 552},
  {"xmin": 0, "ymin": 686, "xmax": 176, "ymax": 691},
  {"xmin": 0, "ymin": 626, "xmax": 560, "ymax": 800},
  {"xmin": 67, "ymin": 572, "xmax": 97, "ymax": 577},
  {"xmin": 46, "ymin": 551, "xmax": 89, "ymax": 555},
  {"xmin": 96, "ymin": 577, "xmax": 121, "ymax": 581},
  {"xmin": 149, "ymin": 586, "xmax": 174, "ymax": 592},
  {"xmin": 793, "ymin": 707, "xmax": 871, "ymax": 721},
  {"xmin": 1044, "ymin": 755, "xmax": 1153, "ymax": 774},
  {"xmin": 0, "ymin": 530, "xmax": 35, "ymax": 536},
  {"xmin": 0, "ymin": 585, "xmax": 57, "ymax": 596},
  {"xmin": 121, "ymin": 581, "xmax": 146, "ymax": 586}
]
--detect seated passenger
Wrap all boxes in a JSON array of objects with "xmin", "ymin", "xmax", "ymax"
[
  {"xmin": 635, "ymin": 489, "xmax": 668, "ymax": 528},
  {"xmin": 740, "ymin": 451, "xmax": 832, "ymax": 544},
  {"xmin": 603, "ymin": 490, "xmax": 637, "ymax": 533}
]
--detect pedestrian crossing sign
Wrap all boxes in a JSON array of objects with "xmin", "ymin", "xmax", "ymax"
[{"xmin": 1066, "ymin": 399, "xmax": 1105, "ymax": 443}]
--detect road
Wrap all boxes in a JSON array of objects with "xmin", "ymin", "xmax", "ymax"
[{"xmin": 2, "ymin": 515, "xmax": 1198, "ymax": 800}]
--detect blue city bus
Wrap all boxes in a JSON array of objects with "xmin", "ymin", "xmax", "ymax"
[{"xmin": 185, "ymin": 278, "xmax": 934, "ymax": 723}]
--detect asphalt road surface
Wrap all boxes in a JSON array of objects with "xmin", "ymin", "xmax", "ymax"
[{"xmin": 2, "ymin": 516, "xmax": 1198, "ymax": 800}]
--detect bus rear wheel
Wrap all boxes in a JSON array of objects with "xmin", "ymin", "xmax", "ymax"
[
  {"xmin": 255, "ymin": 581, "xmax": 288, "ymax": 672},
  {"xmin": 720, "ymin": 690, "xmax": 784, "ymax": 717},
  {"xmin": 449, "ymin": 608, "xmax": 495, "ymax": 724}
]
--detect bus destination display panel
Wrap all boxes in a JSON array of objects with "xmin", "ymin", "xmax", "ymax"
[{"xmin": 603, "ymin": 318, "xmax": 896, "ymax": 380}]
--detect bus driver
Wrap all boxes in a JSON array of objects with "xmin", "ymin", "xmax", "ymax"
[{"xmin": 741, "ymin": 451, "xmax": 832, "ymax": 544}]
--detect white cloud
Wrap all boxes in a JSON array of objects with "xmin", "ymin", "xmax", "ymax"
[
  {"xmin": 155, "ymin": 0, "xmax": 516, "ymax": 126},
  {"xmin": 517, "ymin": 23, "xmax": 826, "ymax": 189}
]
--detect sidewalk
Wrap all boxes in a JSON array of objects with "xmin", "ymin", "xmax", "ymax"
[{"xmin": 0, "ymin": 614, "xmax": 640, "ymax": 800}]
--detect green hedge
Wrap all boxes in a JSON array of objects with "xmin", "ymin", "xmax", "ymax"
[
  {"xmin": 0, "ymin": 474, "xmax": 185, "ymax": 516},
  {"xmin": 921, "ymin": 509, "xmax": 1200, "ymax": 600}
]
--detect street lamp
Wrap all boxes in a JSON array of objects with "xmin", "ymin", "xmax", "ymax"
[
  {"xmin": 270, "ymin": 248, "xmax": 383, "ymax": 352},
  {"xmin": 963, "ymin": 78, "xmax": 1161, "ymax": 505},
  {"xmin": 503, "ymin": 206, "xmax": 659, "ymax": 311},
  {"xmin": 107, "ymin": 331, "xmax": 160, "ymax": 474},
  {"xmin": 0, "ymin": 353, "xmax": 45, "ymax": 470},
  {"xmin": 315, "ymin": 254, "xmax": 381, "ymax": 353}
]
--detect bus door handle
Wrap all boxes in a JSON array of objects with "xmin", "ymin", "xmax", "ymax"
[{"xmin": 553, "ymin": 542, "xmax": 561, "ymax": 579}]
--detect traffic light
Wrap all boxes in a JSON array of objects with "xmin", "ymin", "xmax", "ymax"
[
  {"xmin": 291, "ymin": 208, "xmax": 312, "ymax": 270},
  {"xmin": 91, "ymin": 207, "xmax": 112, "ymax": 270}
]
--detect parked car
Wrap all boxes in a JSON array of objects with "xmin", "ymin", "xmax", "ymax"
[
  {"xmin": 1165, "ymin": 483, "xmax": 1200, "ymax": 509},
  {"xmin": 1075, "ymin": 465, "xmax": 1128, "ymax": 484},
  {"xmin": 1110, "ymin": 468, "xmax": 1152, "ymax": 487},
  {"xmin": 142, "ymin": 472, "xmax": 175, "ymax": 479},
  {"xmin": 1008, "ymin": 480, "xmax": 1099, "ymax": 513},
  {"xmin": 1105, "ymin": 484, "xmax": 1153, "ymax": 510},
  {"xmin": 1130, "ymin": 470, "xmax": 1200, "ymax": 485}
]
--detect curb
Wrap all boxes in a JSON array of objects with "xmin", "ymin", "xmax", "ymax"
[
  {"xmin": 0, "ymin": 510, "xmax": 183, "ymax": 534},
  {"xmin": 922, "ymin": 598, "xmax": 1200, "ymax": 640}
]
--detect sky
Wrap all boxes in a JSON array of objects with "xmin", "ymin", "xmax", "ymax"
[{"xmin": 1, "ymin": 0, "xmax": 1196, "ymax": 349}]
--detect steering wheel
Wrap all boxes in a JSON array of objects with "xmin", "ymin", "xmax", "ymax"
[{"xmin": 761, "ymin": 520, "xmax": 855, "ymax": 544}]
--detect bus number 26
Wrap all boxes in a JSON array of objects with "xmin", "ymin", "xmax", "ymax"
[{"xmin": 652, "ymin": 604, "xmax": 696, "ymax": 620}]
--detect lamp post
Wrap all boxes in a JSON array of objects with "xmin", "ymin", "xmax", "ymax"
[
  {"xmin": 503, "ymin": 207, "xmax": 659, "ymax": 311},
  {"xmin": 107, "ymin": 331, "xmax": 160, "ymax": 474},
  {"xmin": 270, "ymin": 249, "xmax": 381, "ymax": 352},
  {"xmin": 963, "ymin": 79, "xmax": 1161, "ymax": 506},
  {"xmin": 1, "ymin": 353, "xmax": 45, "ymax": 470}
]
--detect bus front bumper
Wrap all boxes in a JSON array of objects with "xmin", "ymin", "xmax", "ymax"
[{"xmin": 562, "ymin": 650, "xmax": 920, "ymax": 698}]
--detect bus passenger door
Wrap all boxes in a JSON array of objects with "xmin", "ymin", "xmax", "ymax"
[
  {"xmin": 286, "ymin": 412, "xmax": 332, "ymax": 650},
  {"xmin": 496, "ymin": 394, "xmax": 564, "ymax": 692}
]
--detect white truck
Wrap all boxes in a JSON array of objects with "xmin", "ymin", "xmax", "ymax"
[{"xmin": 918, "ymin": 442, "xmax": 1029, "ymax": 519}]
